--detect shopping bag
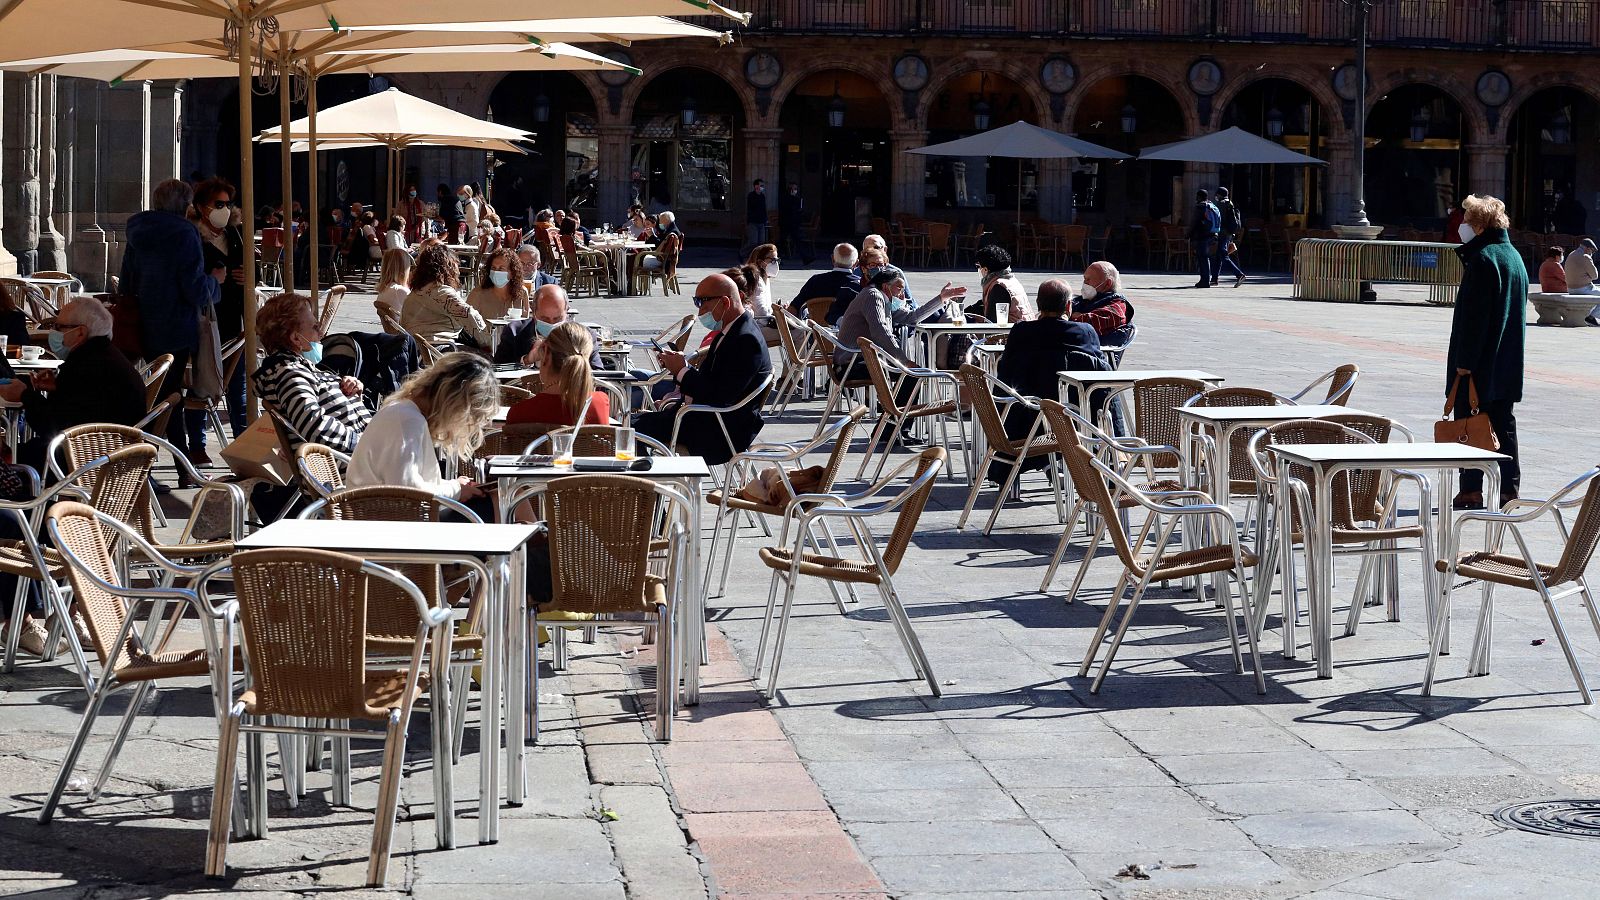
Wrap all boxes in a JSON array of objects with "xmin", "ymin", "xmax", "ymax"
[
  {"xmin": 220, "ymin": 414, "xmax": 293, "ymax": 485},
  {"xmin": 190, "ymin": 303, "xmax": 225, "ymax": 400}
]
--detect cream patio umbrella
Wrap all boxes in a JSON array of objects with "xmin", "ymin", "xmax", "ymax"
[{"xmin": 0, "ymin": 0, "xmax": 746, "ymax": 414}]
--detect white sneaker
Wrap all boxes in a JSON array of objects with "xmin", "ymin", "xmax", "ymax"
[{"xmin": 18, "ymin": 619, "xmax": 58, "ymax": 657}]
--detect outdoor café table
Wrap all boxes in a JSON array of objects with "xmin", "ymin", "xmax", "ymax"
[
  {"xmin": 0, "ymin": 358, "xmax": 65, "ymax": 455},
  {"xmin": 487, "ymin": 455, "xmax": 713, "ymax": 711},
  {"xmin": 18, "ymin": 274, "xmax": 74, "ymax": 314},
  {"xmin": 1176, "ymin": 404, "xmax": 1375, "ymax": 500},
  {"xmin": 1265, "ymin": 442, "xmax": 1507, "ymax": 678},
  {"xmin": 913, "ymin": 321, "xmax": 1011, "ymax": 371},
  {"xmin": 1056, "ymin": 369, "xmax": 1224, "ymax": 421},
  {"xmin": 237, "ymin": 518, "xmax": 539, "ymax": 847},
  {"xmin": 590, "ymin": 238, "xmax": 651, "ymax": 296}
]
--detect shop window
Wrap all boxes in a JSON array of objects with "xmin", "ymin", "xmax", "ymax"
[
  {"xmin": 566, "ymin": 115, "xmax": 599, "ymax": 209},
  {"xmin": 631, "ymin": 113, "xmax": 733, "ymax": 212}
]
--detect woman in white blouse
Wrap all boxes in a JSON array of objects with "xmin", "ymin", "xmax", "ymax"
[
  {"xmin": 383, "ymin": 216, "xmax": 408, "ymax": 252},
  {"xmin": 346, "ymin": 351, "xmax": 499, "ymax": 506},
  {"xmin": 741, "ymin": 242, "xmax": 781, "ymax": 344}
]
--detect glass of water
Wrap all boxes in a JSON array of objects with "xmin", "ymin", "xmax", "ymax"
[
  {"xmin": 615, "ymin": 427, "xmax": 635, "ymax": 461},
  {"xmin": 552, "ymin": 433, "xmax": 575, "ymax": 466}
]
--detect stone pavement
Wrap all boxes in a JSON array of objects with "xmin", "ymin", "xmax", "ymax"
[{"xmin": 6, "ymin": 260, "xmax": 1600, "ymax": 898}]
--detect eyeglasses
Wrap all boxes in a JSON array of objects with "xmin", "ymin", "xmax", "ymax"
[
  {"xmin": 208, "ymin": 200, "xmax": 233, "ymax": 209},
  {"xmin": 692, "ymin": 294, "xmax": 726, "ymax": 307}
]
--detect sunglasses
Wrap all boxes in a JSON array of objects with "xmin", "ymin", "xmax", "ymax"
[{"xmin": 693, "ymin": 294, "xmax": 726, "ymax": 307}]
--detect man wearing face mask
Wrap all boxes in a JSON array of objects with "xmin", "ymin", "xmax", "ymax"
[
  {"xmin": 252, "ymin": 293, "xmax": 371, "ymax": 456},
  {"xmin": 1069, "ymin": 260, "xmax": 1135, "ymax": 340},
  {"xmin": 1, "ymin": 298, "xmax": 146, "ymax": 474},
  {"xmin": 634, "ymin": 273, "xmax": 772, "ymax": 464},
  {"xmin": 494, "ymin": 284, "xmax": 601, "ymax": 369}
]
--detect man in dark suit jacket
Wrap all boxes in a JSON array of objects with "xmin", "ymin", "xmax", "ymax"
[
  {"xmin": 998, "ymin": 279, "xmax": 1107, "ymax": 401},
  {"xmin": 494, "ymin": 284, "xmax": 612, "ymax": 370},
  {"xmin": 786, "ymin": 243, "xmax": 861, "ymax": 323},
  {"xmin": 635, "ymin": 273, "xmax": 772, "ymax": 464},
  {"xmin": 0, "ymin": 297, "xmax": 147, "ymax": 473}
]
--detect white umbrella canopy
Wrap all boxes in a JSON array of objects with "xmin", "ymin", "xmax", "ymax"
[
  {"xmin": 1137, "ymin": 126, "xmax": 1328, "ymax": 165},
  {"xmin": 323, "ymin": 15, "xmax": 732, "ymax": 43},
  {"xmin": 287, "ymin": 138, "xmax": 529, "ymax": 154},
  {"xmin": 0, "ymin": 0, "xmax": 747, "ymax": 64},
  {"xmin": 258, "ymin": 88, "xmax": 534, "ymax": 144},
  {"xmin": 907, "ymin": 121, "xmax": 1130, "ymax": 160}
]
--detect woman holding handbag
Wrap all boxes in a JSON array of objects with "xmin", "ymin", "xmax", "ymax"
[
  {"xmin": 194, "ymin": 178, "xmax": 246, "ymax": 439},
  {"xmin": 1446, "ymin": 194, "xmax": 1526, "ymax": 510}
]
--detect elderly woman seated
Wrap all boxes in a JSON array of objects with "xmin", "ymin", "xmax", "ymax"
[
  {"xmin": 252, "ymin": 292, "xmax": 372, "ymax": 455},
  {"xmin": 0, "ymin": 296, "xmax": 145, "ymax": 473}
]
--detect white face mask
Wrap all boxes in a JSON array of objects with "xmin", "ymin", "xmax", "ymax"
[
  {"xmin": 488, "ymin": 270, "xmax": 511, "ymax": 288},
  {"xmin": 1458, "ymin": 223, "xmax": 1476, "ymax": 243},
  {"xmin": 764, "ymin": 261, "xmax": 779, "ymax": 278},
  {"xmin": 208, "ymin": 207, "xmax": 231, "ymax": 230},
  {"xmin": 1079, "ymin": 283, "xmax": 1097, "ymax": 301}
]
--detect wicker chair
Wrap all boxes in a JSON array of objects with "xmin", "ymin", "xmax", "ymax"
[
  {"xmin": 665, "ymin": 373, "xmax": 775, "ymax": 483},
  {"xmin": 1162, "ymin": 224, "xmax": 1193, "ymax": 272},
  {"xmin": 203, "ymin": 547, "xmax": 448, "ymax": 887},
  {"xmin": 924, "ymin": 221, "xmax": 955, "ymax": 267},
  {"xmin": 141, "ymin": 354, "xmax": 175, "ymax": 410},
  {"xmin": 317, "ymin": 284, "xmax": 348, "ymax": 334},
  {"xmin": 857, "ymin": 338, "xmax": 967, "ymax": 482},
  {"xmin": 771, "ymin": 309, "xmax": 830, "ymax": 416},
  {"xmin": 1184, "ymin": 386, "xmax": 1286, "ymax": 501},
  {"xmin": 805, "ymin": 321, "xmax": 871, "ymax": 432},
  {"xmin": 955, "ymin": 222, "xmax": 991, "ymax": 264},
  {"xmin": 1282, "ymin": 364, "xmax": 1360, "ymax": 406},
  {"xmin": 1248, "ymin": 416, "xmax": 1434, "ymax": 658},
  {"xmin": 1099, "ymin": 377, "xmax": 1209, "ymax": 482},
  {"xmin": 184, "ymin": 337, "xmax": 246, "ymax": 450},
  {"xmin": 1062, "ymin": 434, "xmax": 1265, "ymax": 693},
  {"xmin": 755, "ymin": 447, "xmax": 946, "ymax": 699},
  {"xmin": 1426, "ymin": 467, "xmax": 1600, "ymax": 701},
  {"xmin": 705, "ymin": 406, "xmax": 868, "ymax": 598},
  {"xmin": 48, "ymin": 424, "xmax": 245, "ymax": 562},
  {"xmin": 533, "ymin": 474, "xmax": 689, "ymax": 740},
  {"xmin": 374, "ymin": 299, "xmax": 404, "ymax": 336},
  {"xmin": 499, "ymin": 383, "xmax": 535, "ymax": 406},
  {"xmin": 645, "ymin": 233, "xmax": 683, "ymax": 296},
  {"xmin": 954, "ymin": 365, "xmax": 1065, "ymax": 535},
  {"xmin": 38, "ymin": 502, "xmax": 228, "ymax": 824},
  {"xmin": 294, "ymin": 442, "xmax": 349, "ymax": 500}
]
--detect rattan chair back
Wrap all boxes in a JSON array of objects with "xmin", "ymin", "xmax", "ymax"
[
  {"xmin": 956, "ymin": 364, "xmax": 1019, "ymax": 456},
  {"xmin": 819, "ymin": 405, "xmax": 869, "ymax": 491},
  {"xmin": 545, "ymin": 474, "xmax": 660, "ymax": 616},
  {"xmin": 858, "ymin": 339, "xmax": 903, "ymax": 418},
  {"xmin": 49, "ymin": 499, "xmax": 152, "ymax": 670},
  {"xmin": 774, "ymin": 308, "xmax": 807, "ymax": 369},
  {"xmin": 1132, "ymin": 377, "xmax": 1207, "ymax": 470},
  {"xmin": 296, "ymin": 443, "xmax": 346, "ymax": 497},
  {"xmin": 477, "ymin": 422, "xmax": 564, "ymax": 458},
  {"xmin": 498, "ymin": 384, "xmax": 534, "ymax": 406},
  {"xmin": 324, "ymin": 486, "xmax": 443, "ymax": 642},
  {"xmin": 1264, "ymin": 418, "xmax": 1385, "ymax": 532},
  {"xmin": 882, "ymin": 447, "xmax": 946, "ymax": 574},
  {"xmin": 1327, "ymin": 364, "xmax": 1360, "ymax": 405},
  {"xmin": 1551, "ymin": 477, "xmax": 1600, "ymax": 585},
  {"xmin": 231, "ymin": 547, "xmax": 390, "ymax": 720},
  {"xmin": 141, "ymin": 355, "xmax": 174, "ymax": 410},
  {"xmin": 56, "ymin": 425, "xmax": 159, "ymax": 539},
  {"xmin": 804, "ymin": 297, "xmax": 834, "ymax": 325},
  {"xmin": 1189, "ymin": 386, "xmax": 1282, "ymax": 489}
]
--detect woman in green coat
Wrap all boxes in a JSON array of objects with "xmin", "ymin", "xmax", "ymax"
[{"xmin": 1446, "ymin": 194, "xmax": 1526, "ymax": 509}]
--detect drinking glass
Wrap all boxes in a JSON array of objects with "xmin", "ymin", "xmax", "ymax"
[
  {"xmin": 552, "ymin": 433, "xmax": 575, "ymax": 466},
  {"xmin": 0, "ymin": 336, "xmax": 10, "ymax": 359},
  {"xmin": 994, "ymin": 302, "xmax": 1009, "ymax": 323},
  {"xmin": 614, "ymin": 427, "xmax": 635, "ymax": 462}
]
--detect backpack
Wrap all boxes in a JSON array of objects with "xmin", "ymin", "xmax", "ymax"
[
  {"xmin": 1203, "ymin": 202, "xmax": 1222, "ymax": 233},
  {"xmin": 1218, "ymin": 199, "xmax": 1241, "ymax": 233}
]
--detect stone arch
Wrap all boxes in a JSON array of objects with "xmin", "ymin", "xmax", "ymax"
[
  {"xmin": 770, "ymin": 52, "xmax": 903, "ymax": 130},
  {"xmin": 1064, "ymin": 61, "xmax": 1198, "ymax": 136},
  {"xmin": 1499, "ymin": 71, "xmax": 1600, "ymax": 141},
  {"xmin": 915, "ymin": 55, "xmax": 1051, "ymax": 129},
  {"xmin": 616, "ymin": 58, "xmax": 754, "ymax": 127},
  {"xmin": 1366, "ymin": 70, "xmax": 1488, "ymax": 144},
  {"xmin": 1212, "ymin": 67, "xmax": 1346, "ymax": 138}
]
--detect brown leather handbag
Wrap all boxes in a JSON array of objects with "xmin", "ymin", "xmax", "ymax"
[{"xmin": 1435, "ymin": 374, "xmax": 1500, "ymax": 451}]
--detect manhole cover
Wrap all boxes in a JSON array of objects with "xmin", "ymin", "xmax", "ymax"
[{"xmin": 1495, "ymin": 799, "xmax": 1600, "ymax": 839}]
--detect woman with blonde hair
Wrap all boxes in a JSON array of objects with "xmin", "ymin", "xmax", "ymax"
[
  {"xmin": 347, "ymin": 351, "xmax": 500, "ymax": 503},
  {"xmin": 505, "ymin": 321, "xmax": 610, "ymax": 427},
  {"xmin": 375, "ymin": 247, "xmax": 412, "ymax": 312},
  {"xmin": 1447, "ymin": 192, "xmax": 1525, "ymax": 509}
]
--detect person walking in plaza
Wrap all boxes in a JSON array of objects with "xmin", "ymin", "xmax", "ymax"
[
  {"xmin": 779, "ymin": 182, "xmax": 809, "ymax": 264},
  {"xmin": 1188, "ymin": 189, "xmax": 1221, "ymax": 288},
  {"xmin": 1562, "ymin": 237, "xmax": 1599, "ymax": 325},
  {"xmin": 634, "ymin": 273, "xmax": 772, "ymax": 464},
  {"xmin": 1211, "ymin": 187, "xmax": 1246, "ymax": 287},
  {"xmin": 193, "ymin": 177, "xmax": 248, "ymax": 437},
  {"xmin": 1447, "ymin": 194, "xmax": 1526, "ymax": 510},
  {"xmin": 745, "ymin": 178, "xmax": 768, "ymax": 256},
  {"xmin": 119, "ymin": 178, "xmax": 223, "ymax": 465}
]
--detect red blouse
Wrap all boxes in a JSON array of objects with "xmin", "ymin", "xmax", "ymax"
[{"xmin": 504, "ymin": 390, "xmax": 611, "ymax": 427}]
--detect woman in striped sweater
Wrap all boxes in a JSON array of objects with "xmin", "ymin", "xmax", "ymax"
[{"xmin": 251, "ymin": 292, "xmax": 372, "ymax": 454}]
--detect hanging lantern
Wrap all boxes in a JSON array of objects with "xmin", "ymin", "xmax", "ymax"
[
  {"xmin": 533, "ymin": 91, "xmax": 551, "ymax": 124},
  {"xmin": 827, "ymin": 81, "xmax": 846, "ymax": 128},
  {"xmin": 681, "ymin": 93, "xmax": 697, "ymax": 128},
  {"xmin": 1266, "ymin": 106, "xmax": 1285, "ymax": 139},
  {"xmin": 1120, "ymin": 104, "xmax": 1138, "ymax": 134}
]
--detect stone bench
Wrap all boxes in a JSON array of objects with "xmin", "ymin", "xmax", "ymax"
[{"xmin": 1530, "ymin": 292, "xmax": 1598, "ymax": 327}]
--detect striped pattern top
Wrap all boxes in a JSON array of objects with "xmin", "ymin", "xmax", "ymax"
[{"xmin": 252, "ymin": 351, "xmax": 372, "ymax": 454}]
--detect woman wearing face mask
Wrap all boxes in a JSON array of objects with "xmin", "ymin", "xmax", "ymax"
[
  {"xmin": 1446, "ymin": 193, "xmax": 1526, "ymax": 510},
  {"xmin": 251, "ymin": 292, "xmax": 372, "ymax": 456},
  {"xmin": 969, "ymin": 245, "xmax": 1035, "ymax": 323},
  {"xmin": 742, "ymin": 243, "xmax": 784, "ymax": 345},
  {"xmin": 400, "ymin": 185, "xmax": 425, "ymax": 243},
  {"xmin": 467, "ymin": 248, "xmax": 530, "ymax": 321},
  {"xmin": 505, "ymin": 321, "xmax": 610, "ymax": 428},
  {"xmin": 193, "ymin": 177, "xmax": 248, "ymax": 437}
]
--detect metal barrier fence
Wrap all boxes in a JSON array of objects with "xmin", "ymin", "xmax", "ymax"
[{"xmin": 1293, "ymin": 239, "xmax": 1461, "ymax": 306}]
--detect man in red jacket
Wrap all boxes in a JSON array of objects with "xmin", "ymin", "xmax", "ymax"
[{"xmin": 1070, "ymin": 261, "xmax": 1135, "ymax": 337}]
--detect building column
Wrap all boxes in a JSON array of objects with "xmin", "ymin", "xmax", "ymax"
[
  {"xmin": 3, "ymin": 72, "xmax": 41, "ymax": 274},
  {"xmin": 0, "ymin": 74, "xmax": 16, "ymax": 275},
  {"xmin": 1325, "ymin": 141, "xmax": 1356, "ymax": 227},
  {"xmin": 36, "ymin": 75, "xmax": 66, "ymax": 272},
  {"xmin": 1037, "ymin": 158, "xmax": 1072, "ymax": 224},
  {"xmin": 742, "ymin": 126, "xmax": 783, "ymax": 203},
  {"xmin": 889, "ymin": 129, "xmax": 928, "ymax": 219},
  {"xmin": 1465, "ymin": 142, "xmax": 1507, "ymax": 202},
  {"xmin": 68, "ymin": 81, "xmax": 110, "ymax": 291},
  {"xmin": 97, "ymin": 81, "xmax": 152, "ymax": 280},
  {"xmin": 596, "ymin": 123, "xmax": 633, "ymax": 227},
  {"xmin": 150, "ymin": 82, "xmax": 182, "ymax": 185}
]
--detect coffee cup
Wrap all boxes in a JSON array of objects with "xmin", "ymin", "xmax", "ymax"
[{"xmin": 20, "ymin": 345, "xmax": 43, "ymax": 362}]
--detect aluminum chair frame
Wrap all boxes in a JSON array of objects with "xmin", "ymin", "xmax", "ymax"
[
  {"xmin": 756, "ymin": 448, "xmax": 946, "ymax": 700},
  {"xmin": 294, "ymin": 443, "xmax": 351, "ymax": 501},
  {"xmin": 200, "ymin": 549, "xmax": 450, "ymax": 887},
  {"xmin": 667, "ymin": 372, "xmax": 776, "ymax": 487},
  {"xmin": 955, "ymin": 365, "xmax": 1066, "ymax": 535},
  {"xmin": 1425, "ymin": 467, "xmax": 1600, "ymax": 701},
  {"xmin": 771, "ymin": 309, "xmax": 828, "ymax": 416},
  {"xmin": 1281, "ymin": 364, "xmax": 1360, "ymax": 406},
  {"xmin": 856, "ymin": 338, "xmax": 969, "ymax": 484},
  {"xmin": 805, "ymin": 320, "xmax": 872, "ymax": 436},
  {"xmin": 38, "ymin": 504, "xmax": 232, "ymax": 824}
]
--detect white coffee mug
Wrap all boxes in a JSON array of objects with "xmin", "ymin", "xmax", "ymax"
[{"xmin": 506, "ymin": 307, "xmax": 524, "ymax": 320}]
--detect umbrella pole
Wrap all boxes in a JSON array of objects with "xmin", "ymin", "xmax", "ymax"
[
  {"xmin": 278, "ymin": 52, "xmax": 295, "ymax": 292},
  {"xmin": 239, "ymin": 20, "xmax": 259, "ymax": 421},
  {"xmin": 308, "ymin": 69, "xmax": 320, "ymax": 302},
  {"xmin": 1017, "ymin": 158, "xmax": 1023, "ymax": 235}
]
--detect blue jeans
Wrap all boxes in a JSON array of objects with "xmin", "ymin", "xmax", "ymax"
[
  {"xmin": 1214, "ymin": 233, "xmax": 1243, "ymax": 281},
  {"xmin": 1193, "ymin": 237, "xmax": 1217, "ymax": 285}
]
